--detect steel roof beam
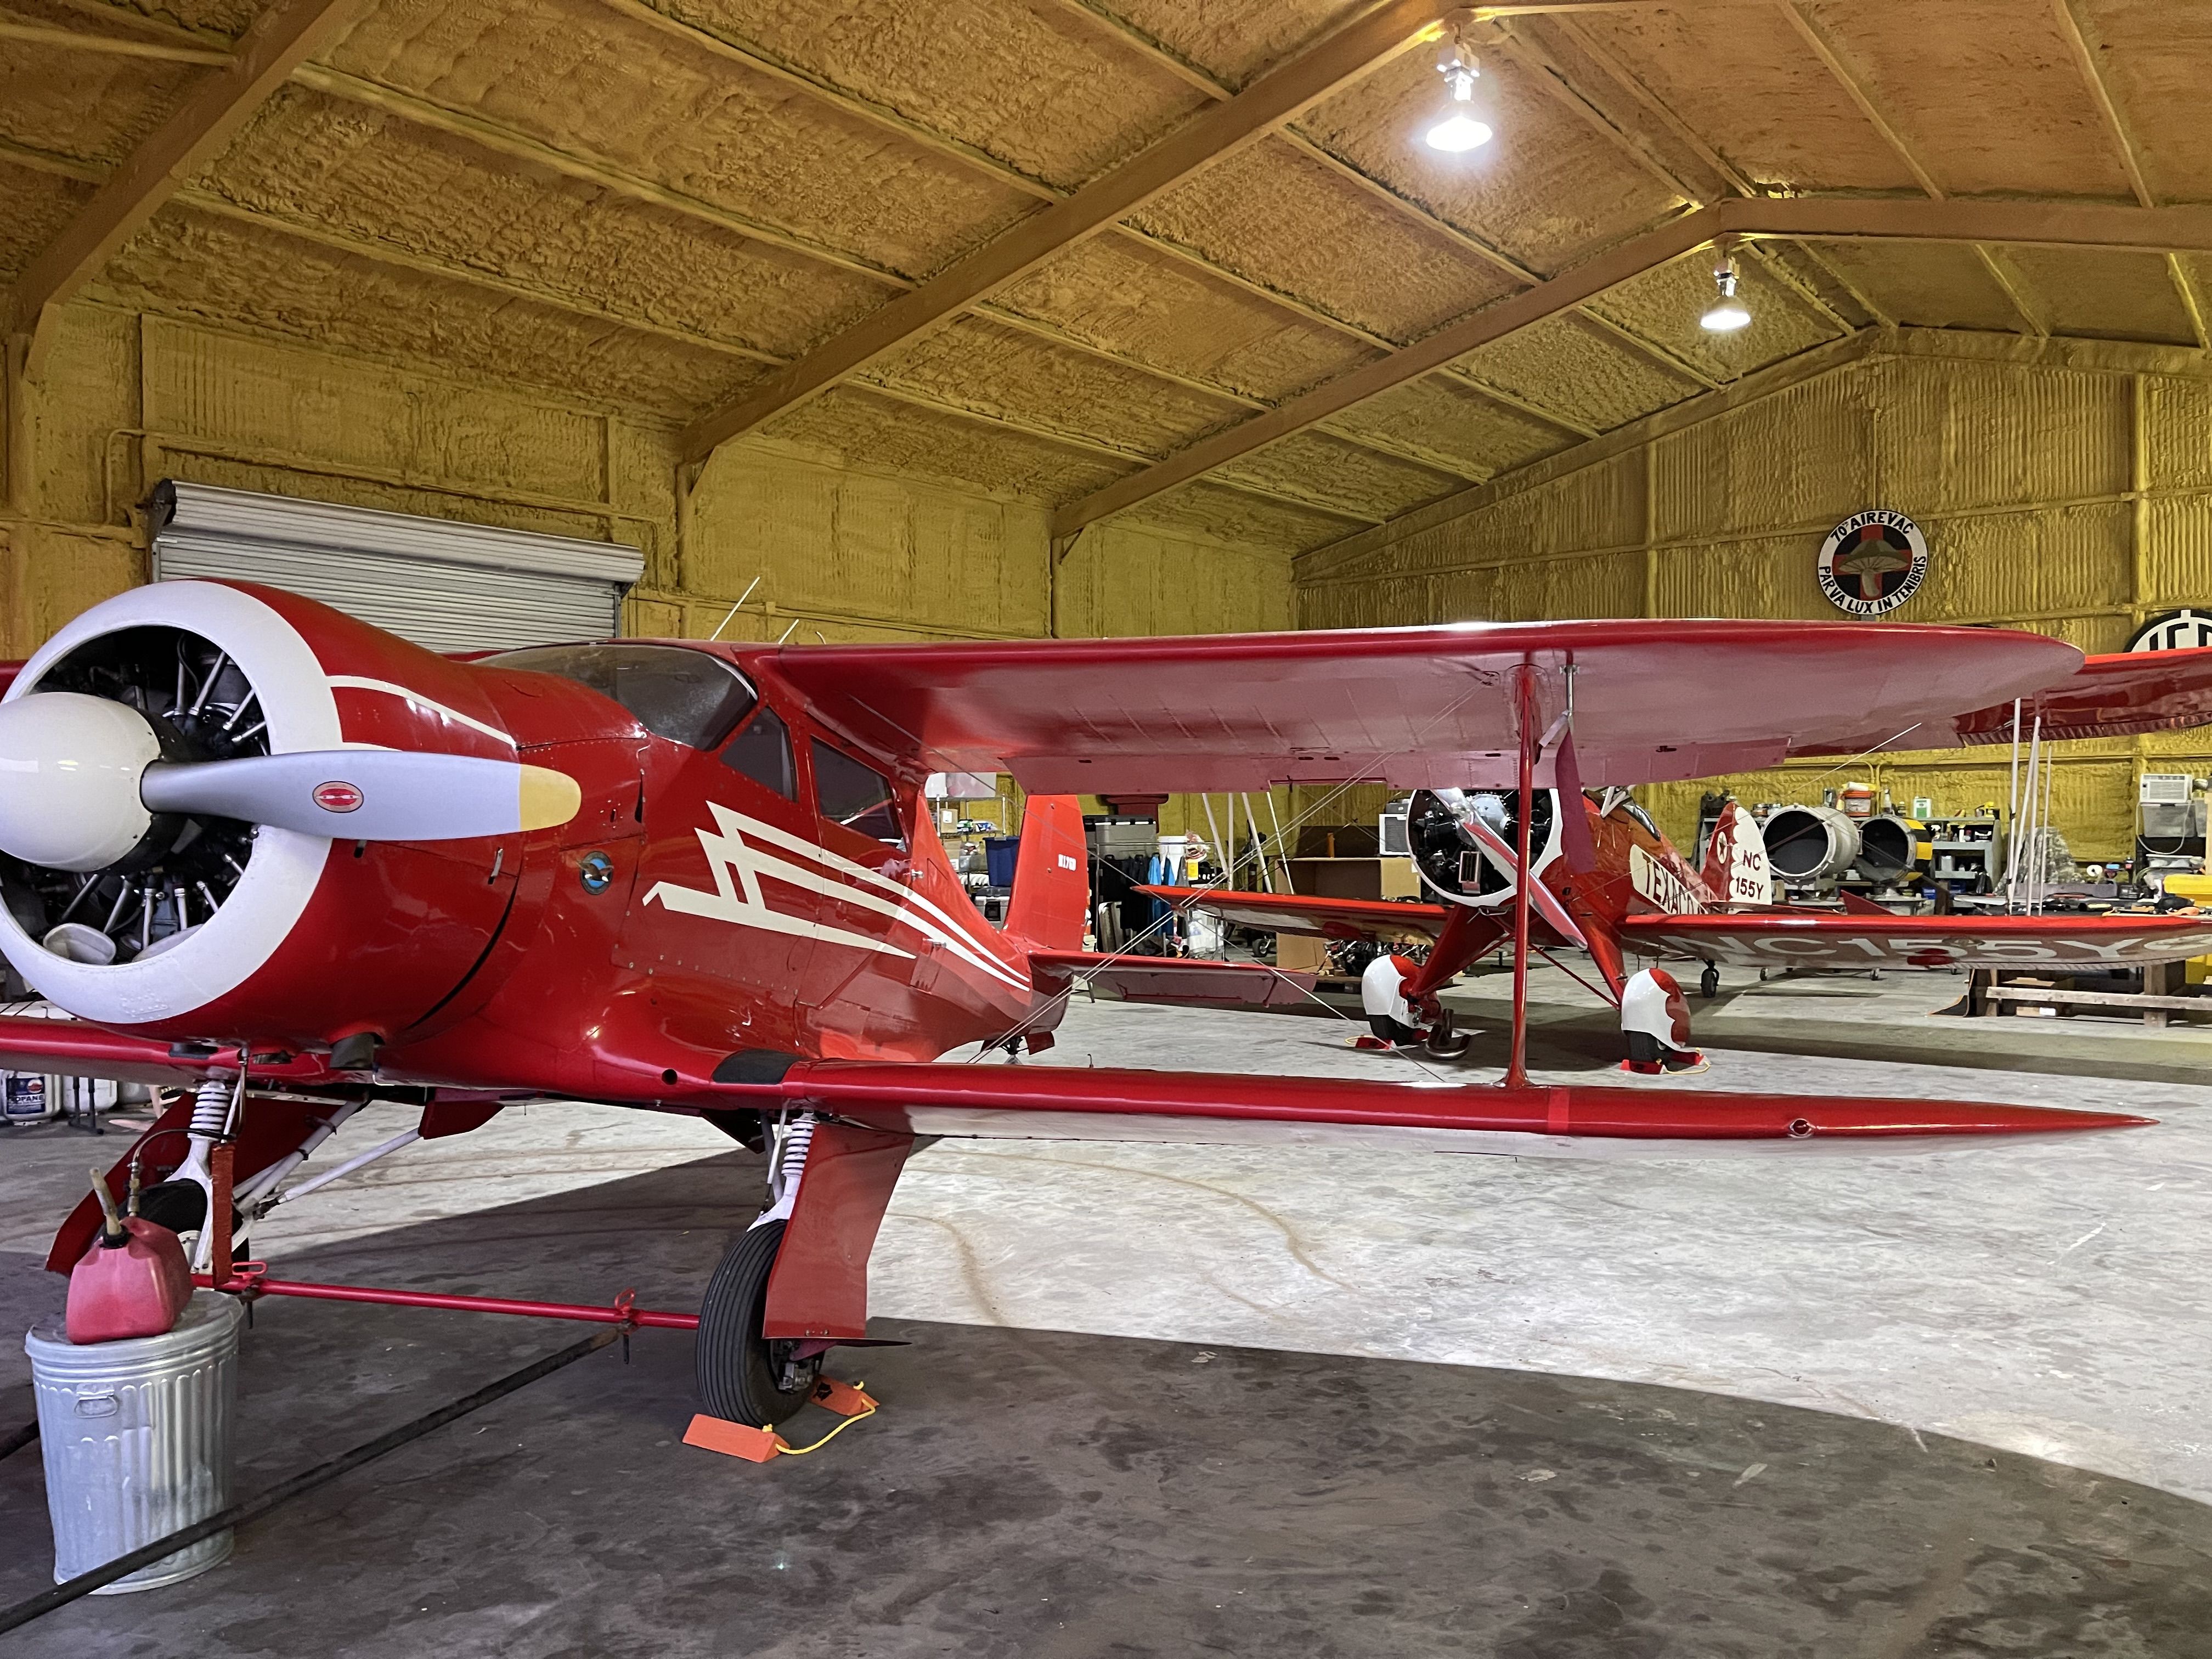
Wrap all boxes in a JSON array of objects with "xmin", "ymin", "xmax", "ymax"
[
  {"xmin": 1775, "ymin": 0, "xmax": 2046, "ymax": 337},
  {"xmin": 1051, "ymin": 196, "xmax": 2212, "ymax": 535},
  {"xmin": 2, "ymin": 0, "xmax": 369, "ymax": 377},
  {"xmin": 676, "ymin": 0, "xmax": 1463, "ymax": 464},
  {"xmin": 0, "ymin": 19, "xmax": 228, "ymax": 63},
  {"xmin": 1034, "ymin": 0, "xmax": 1684, "ymax": 419},
  {"xmin": 2049, "ymin": 0, "xmax": 2209, "ymax": 349}
]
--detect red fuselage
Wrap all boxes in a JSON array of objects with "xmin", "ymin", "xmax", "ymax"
[{"xmin": 13, "ymin": 583, "xmax": 1053, "ymax": 1102}]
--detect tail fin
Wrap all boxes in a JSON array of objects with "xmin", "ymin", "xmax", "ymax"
[
  {"xmin": 1006, "ymin": 795, "xmax": 1090, "ymax": 952},
  {"xmin": 1701, "ymin": 800, "xmax": 1774, "ymax": 908}
]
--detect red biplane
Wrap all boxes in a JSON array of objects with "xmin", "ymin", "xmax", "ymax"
[
  {"xmin": 1143, "ymin": 778, "xmax": 2212, "ymax": 1063},
  {"xmin": 3, "ymin": 582, "xmax": 2205, "ymax": 1424}
]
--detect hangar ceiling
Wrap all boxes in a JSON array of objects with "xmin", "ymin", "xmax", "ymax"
[{"xmin": 5, "ymin": 0, "xmax": 2211, "ymax": 557}]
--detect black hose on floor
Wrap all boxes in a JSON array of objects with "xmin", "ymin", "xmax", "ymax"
[
  {"xmin": 0, "ymin": 1420, "xmax": 37, "ymax": 1462},
  {"xmin": 0, "ymin": 1324, "xmax": 621, "ymax": 1636}
]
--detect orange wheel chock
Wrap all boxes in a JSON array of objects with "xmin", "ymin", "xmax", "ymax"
[
  {"xmin": 682, "ymin": 1379, "xmax": 881, "ymax": 1464},
  {"xmin": 683, "ymin": 1414, "xmax": 784, "ymax": 1463},
  {"xmin": 811, "ymin": 1376, "xmax": 876, "ymax": 1418}
]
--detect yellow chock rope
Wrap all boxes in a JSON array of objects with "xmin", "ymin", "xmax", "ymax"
[
  {"xmin": 771, "ymin": 1377, "xmax": 879, "ymax": 1457},
  {"xmin": 685, "ymin": 1379, "xmax": 880, "ymax": 1462},
  {"xmin": 772, "ymin": 1398, "xmax": 877, "ymax": 1455}
]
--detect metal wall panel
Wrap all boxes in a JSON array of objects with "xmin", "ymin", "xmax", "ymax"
[
  {"xmin": 1297, "ymin": 336, "xmax": 2212, "ymax": 857},
  {"xmin": 151, "ymin": 482, "xmax": 642, "ymax": 652}
]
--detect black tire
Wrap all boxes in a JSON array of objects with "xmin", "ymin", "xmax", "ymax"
[
  {"xmin": 696, "ymin": 1220, "xmax": 822, "ymax": 1428},
  {"xmin": 1699, "ymin": 964, "xmax": 1720, "ymax": 999}
]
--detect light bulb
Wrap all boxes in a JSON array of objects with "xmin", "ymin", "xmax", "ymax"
[
  {"xmin": 1426, "ymin": 112, "xmax": 1494, "ymax": 152},
  {"xmin": 1424, "ymin": 26, "xmax": 1493, "ymax": 154},
  {"xmin": 1700, "ymin": 257, "xmax": 1751, "ymax": 331}
]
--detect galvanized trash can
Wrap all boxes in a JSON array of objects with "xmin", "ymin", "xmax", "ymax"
[{"xmin": 25, "ymin": 1292, "xmax": 244, "ymax": 1593}]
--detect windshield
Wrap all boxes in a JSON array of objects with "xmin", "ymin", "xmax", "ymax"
[{"xmin": 486, "ymin": 644, "xmax": 757, "ymax": 748}]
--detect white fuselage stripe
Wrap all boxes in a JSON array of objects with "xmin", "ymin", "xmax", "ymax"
[
  {"xmin": 645, "ymin": 803, "xmax": 1031, "ymax": 992},
  {"xmin": 713, "ymin": 808, "xmax": 1028, "ymax": 989},
  {"xmin": 326, "ymin": 676, "xmax": 516, "ymax": 749}
]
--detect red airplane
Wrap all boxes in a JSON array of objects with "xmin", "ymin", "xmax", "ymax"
[
  {"xmin": 1143, "ymin": 777, "xmax": 2212, "ymax": 1063},
  {"xmin": 3, "ymin": 581, "xmax": 2207, "ymax": 1426}
]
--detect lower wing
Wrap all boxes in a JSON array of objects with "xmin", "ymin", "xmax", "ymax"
[
  {"xmin": 1138, "ymin": 884, "xmax": 1454, "ymax": 943},
  {"xmin": 1030, "ymin": 950, "xmax": 1315, "ymax": 1008},
  {"xmin": 0, "ymin": 1011, "xmax": 295, "ymax": 1085},
  {"xmin": 697, "ymin": 1057, "xmax": 2147, "ymax": 1154},
  {"xmin": 1619, "ymin": 911, "xmax": 2212, "ymax": 969}
]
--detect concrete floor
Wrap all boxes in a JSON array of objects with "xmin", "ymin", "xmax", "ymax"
[{"xmin": 3, "ymin": 963, "xmax": 2210, "ymax": 1654}]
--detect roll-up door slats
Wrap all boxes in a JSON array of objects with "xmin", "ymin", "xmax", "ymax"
[{"xmin": 148, "ymin": 482, "xmax": 642, "ymax": 652}]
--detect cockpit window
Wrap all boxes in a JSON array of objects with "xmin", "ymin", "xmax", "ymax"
[
  {"xmin": 1589, "ymin": 788, "xmax": 1661, "ymax": 840},
  {"xmin": 484, "ymin": 644, "xmax": 756, "ymax": 748},
  {"xmin": 722, "ymin": 705, "xmax": 796, "ymax": 800},
  {"xmin": 811, "ymin": 740, "xmax": 904, "ymax": 847}
]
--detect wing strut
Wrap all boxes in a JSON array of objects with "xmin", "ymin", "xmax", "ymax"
[{"xmin": 1505, "ymin": 662, "xmax": 1538, "ymax": 1089}]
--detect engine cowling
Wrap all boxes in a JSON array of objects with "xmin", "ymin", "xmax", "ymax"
[
  {"xmin": 0, "ymin": 580, "xmax": 586, "ymax": 1049},
  {"xmin": 1407, "ymin": 786, "xmax": 1561, "ymax": 908}
]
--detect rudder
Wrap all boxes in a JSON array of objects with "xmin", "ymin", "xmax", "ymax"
[{"xmin": 1006, "ymin": 795, "xmax": 1089, "ymax": 952}]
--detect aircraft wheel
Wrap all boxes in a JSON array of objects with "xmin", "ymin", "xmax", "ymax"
[
  {"xmin": 696, "ymin": 1220, "xmax": 822, "ymax": 1428},
  {"xmin": 1699, "ymin": 964, "xmax": 1720, "ymax": 999}
]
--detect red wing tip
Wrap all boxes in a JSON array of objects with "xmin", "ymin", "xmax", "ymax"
[{"xmin": 1894, "ymin": 1107, "xmax": 2156, "ymax": 1135}]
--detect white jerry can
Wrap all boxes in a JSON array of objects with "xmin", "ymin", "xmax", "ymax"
[
  {"xmin": 3, "ymin": 1071, "xmax": 54, "ymax": 1126},
  {"xmin": 24, "ymin": 1294, "xmax": 245, "ymax": 1592}
]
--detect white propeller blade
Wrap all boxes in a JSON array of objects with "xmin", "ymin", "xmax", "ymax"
[
  {"xmin": 141, "ymin": 751, "xmax": 580, "ymax": 840},
  {"xmin": 1456, "ymin": 810, "xmax": 1588, "ymax": 948}
]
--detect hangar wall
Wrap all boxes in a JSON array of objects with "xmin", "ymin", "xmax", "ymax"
[
  {"xmin": 4, "ymin": 300, "xmax": 1289, "ymax": 653},
  {"xmin": 1, "ymin": 297, "xmax": 1288, "ymax": 846},
  {"xmin": 1296, "ymin": 326, "xmax": 2212, "ymax": 862}
]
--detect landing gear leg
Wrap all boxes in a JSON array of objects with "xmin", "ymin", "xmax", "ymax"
[
  {"xmin": 1424, "ymin": 1007, "xmax": 1471, "ymax": 1057},
  {"xmin": 697, "ymin": 1116, "xmax": 824, "ymax": 1427},
  {"xmin": 1699, "ymin": 962, "xmax": 1720, "ymax": 999}
]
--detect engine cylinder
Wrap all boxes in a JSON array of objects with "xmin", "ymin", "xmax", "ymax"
[{"xmin": 1763, "ymin": 805, "xmax": 1861, "ymax": 883}]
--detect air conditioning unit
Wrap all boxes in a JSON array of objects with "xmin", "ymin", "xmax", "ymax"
[
  {"xmin": 2141, "ymin": 774, "xmax": 2202, "ymax": 841},
  {"xmin": 1379, "ymin": 804, "xmax": 1411, "ymax": 857}
]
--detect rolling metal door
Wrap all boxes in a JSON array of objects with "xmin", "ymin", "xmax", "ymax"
[{"xmin": 148, "ymin": 481, "xmax": 644, "ymax": 652}]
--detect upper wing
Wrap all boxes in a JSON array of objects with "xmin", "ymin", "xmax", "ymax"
[
  {"xmin": 763, "ymin": 620, "xmax": 2079, "ymax": 793},
  {"xmin": 1030, "ymin": 950, "xmax": 1316, "ymax": 1008},
  {"xmin": 1803, "ymin": 646, "xmax": 2212, "ymax": 755},
  {"xmin": 1139, "ymin": 884, "xmax": 1454, "ymax": 943},
  {"xmin": 1620, "ymin": 911, "xmax": 2212, "ymax": 969}
]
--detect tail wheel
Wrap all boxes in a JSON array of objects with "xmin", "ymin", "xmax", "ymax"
[
  {"xmin": 1699, "ymin": 963, "xmax": 1720, "ymax": 999},
  {"xmin": 696, "ymin": 1220, "xmax": 822, "ymax": 1427}
]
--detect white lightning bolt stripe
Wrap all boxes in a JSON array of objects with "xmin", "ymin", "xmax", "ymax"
[
  {"xmin": 644, "ymin": 804, "xmax": 1031, "ymax": 993},
  {"xmin": 715, "ymin": 808, "xmax": 1032, "ymax": 991}
]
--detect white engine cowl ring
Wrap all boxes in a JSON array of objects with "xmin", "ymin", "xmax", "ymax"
[
  {"xmin": 0, "ymin": 582, "xmax": 341, "ymax": 1028},
  {"xmin": 1406, "ymin": 787, "xmax": 1564, "ymax": 910}
]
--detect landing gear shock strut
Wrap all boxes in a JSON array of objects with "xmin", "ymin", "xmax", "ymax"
[{"xmin": 696, "ymin": 1112, "xmax": 826, "ymax": 1427}]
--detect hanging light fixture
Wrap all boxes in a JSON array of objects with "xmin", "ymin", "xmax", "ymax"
[
  {"xmin": 1701, "ymin": 239, "xmax": 1752, "ymax": 332},
  {"xmin": 1425, "ymin": 13, "xmax": 1493, "ymax": 153}
]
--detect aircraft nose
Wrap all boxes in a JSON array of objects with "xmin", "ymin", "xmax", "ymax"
[{"xmin": 0, "ymin": 692, "xmax": 162, "ymax": 872}]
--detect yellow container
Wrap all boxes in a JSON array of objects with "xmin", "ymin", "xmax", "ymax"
[{"xmin": 2161, "ymin": 873, "xmax": 2212, "ymax": 905}]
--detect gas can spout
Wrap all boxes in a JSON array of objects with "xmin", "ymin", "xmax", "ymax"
[{"xmin": 89, "ymin": 1170, "xmax": 127, "ymax": 1249}]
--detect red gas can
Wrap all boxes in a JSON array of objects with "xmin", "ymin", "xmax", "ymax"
[{"xmin": 65, "ymin": 1172, "xmax": 191, "ymax": 1344}]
